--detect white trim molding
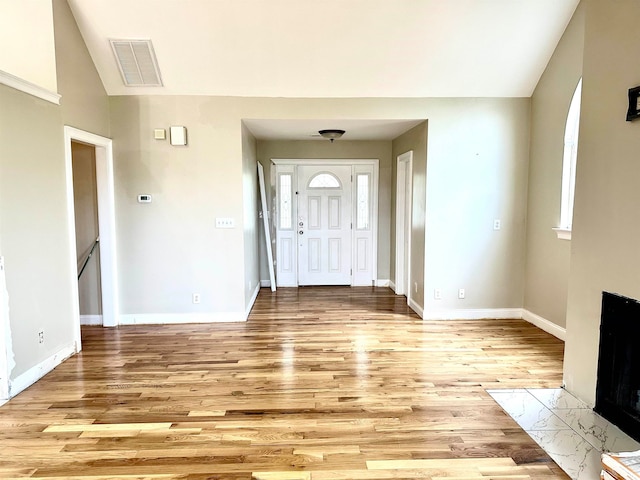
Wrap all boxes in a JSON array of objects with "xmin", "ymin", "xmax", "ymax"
[
  {"xmin": 408, "ymin": 298, "xmax": 424, "ymax": 318},
  {"xmin": 119, "ymin": 313, "xmax": 247, "ymax": 325},
  {"xmin": 419, "ymin": 307, "xmax": 566, "ymax": 341},
  {"xmin": 521, "ymin": 309, "xmax": 566, "ymax": 341},
  {"xmin": 553, "ymin": 227, "xmax": 572, "ymax": 240},
  {"xmin": 80, "ymin": 315, "xmax": 103, "ymax": 326},
  {"xmin": 260, "ymin": 280, "xmax": 271, "ymax": 287},
  {"xmin": 375, "ymin": 279, "xmax": 390, "ymax": 287},
  {"xmin": 64, "ymin": 126, "xmax": 118, "ymax": 338},
  {"xmin": 423, "ymin": 308, "xmax": 523, "ymax": 321},
  {"xmin": 245, "ymin": 283, "xmax": 261, "ymax": 320},
  {"xmin": 0, "ymin": 70, "xmax": 61, "ymax": 105},
  {"xmin": 9, "ymin": 343, "xmax": 76, "ymax": 398}
]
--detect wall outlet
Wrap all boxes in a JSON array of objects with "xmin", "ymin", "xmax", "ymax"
[
  {"xmin": 38, "ymin": 329, "xmax": 44, "ymax": 345},
  {"xmin": 192, "ymin": 293, "xmax": 201, "ymax": 304},
  {"xmin": 434, "ymin": 289, "xmax": 442, "ymax": 300},
  {"xmin": 414, "ymin": 282, "xmax": 418, "ymax": 293},
  {"xmin": 458, "ymin": 288, "xmax": 465, "ymax": 299},
  {"xmin": 493, "ymin": 219, "xmax": 502, "ymax": 230}
]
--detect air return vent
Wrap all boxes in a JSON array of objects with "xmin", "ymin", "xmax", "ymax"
[{"xmin": 110, "ymin": 39, "xmax": 163, "ymax": 87}]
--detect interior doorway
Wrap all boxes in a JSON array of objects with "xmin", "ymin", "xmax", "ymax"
[
  {"xmin": 72, "ymin": 141, "xmax": 103, "ymax": 325},
  {"xmin": 64, "ymin": 127, "xmax": 118, "ymax": 349},
  {"xmin": 395, "ymin": 151, "xmax": 413, "ymax": 304}
]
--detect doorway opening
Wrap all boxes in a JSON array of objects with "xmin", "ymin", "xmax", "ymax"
[
  {"xmin": 274, "ymin": 159, "xmax": 379, "ymax": 287},
  {"xmin": 64, "ymin": 127, "xmax": 118, "ymax": 350},
  {"xmin": 72, "ymin": 141, "xmax": 103, "ymax": 325},
  {"xmin": 394, "ymin": 150, "xmax": 413, "ymax": 305}
]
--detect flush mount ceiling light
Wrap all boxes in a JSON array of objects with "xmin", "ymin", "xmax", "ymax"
[{"xmin": 318, "ymin": 129, "xmax": 345, "ymax": 143}]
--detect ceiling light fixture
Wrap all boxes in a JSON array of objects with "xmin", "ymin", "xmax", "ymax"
[{"xmin": 318, "ymin": 129, "xmax": 345, "ymax": 143}]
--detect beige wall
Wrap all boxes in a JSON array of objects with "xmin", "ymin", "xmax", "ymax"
[
  {"xmin": 72, "ymin": 141, "xmax": 102, "ymax": 316},
  {"xmin": 0, "ymin": 1, "xmax": 57, "ymax": 92},
  {"xmin": 524, "ymin": 2, "xmax": 585, "ymax": 328},
  {"xmin": 53, "ymin": 0, "xmax": 110, "ymax": 137},
  {"xmin": 564, "ymin": 0, "xmax": 640, "ymax": 405},
  {"xmin": 242, "ymin": 124, "xmax": 260, "ymax": 310},
  {"xmin": 256, "ymin": 140, "xmax": 393, "ymax": 283},
  {"xmin": 0, "ymin": 85, "xmax": 75, "ymax": 379},
  {"xmin": 108, "ymin": 96, "xmax": 530, "ymax": 319},
  {"xmin": 423, "ymin": 100, "xmax": 531, "ymax": 313},
  {"xmin": 392, "ymin": 123, "xmax": 428, "ymax": 309}
]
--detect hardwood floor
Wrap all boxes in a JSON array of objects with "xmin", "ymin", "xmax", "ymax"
[{"xmin": 0, "ymin": 287, "xmax": 568, "ymax": 479}]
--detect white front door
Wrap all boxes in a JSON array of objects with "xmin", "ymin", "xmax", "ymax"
[{"xmin": 297, "ymin": 165, "xmax": 352, "ymax": 285}]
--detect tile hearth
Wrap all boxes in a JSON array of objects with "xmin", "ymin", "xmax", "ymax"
[{"xmin": 488, "ymin": 388, "xmax": 640, "ymax": 480}]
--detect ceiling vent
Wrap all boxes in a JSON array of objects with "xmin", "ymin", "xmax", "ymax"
[{"xmin": 110, "ymin": 39, "xmax": 163, "ymax": 87}]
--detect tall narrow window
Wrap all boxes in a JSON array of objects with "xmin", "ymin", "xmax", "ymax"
[
  {"xmin": 279, "ymin": 174, "xmax": 292, "ymax": 229},
  {"xmin": 356, "ymin": 173, "xmax": 370, "ymax": 230},
  {"xmin": 557, "ymin": 78, "xmax": 582, "ymax": 240}
]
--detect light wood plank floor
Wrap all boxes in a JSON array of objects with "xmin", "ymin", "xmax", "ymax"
[{"xmin": 0, "ymin": 287, "xmax": 568, "ymax": 479}]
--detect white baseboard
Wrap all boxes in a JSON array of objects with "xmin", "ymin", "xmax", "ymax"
[
  {"xmin": 260, "ymin": 280, "xmax": 271, "ymax": 287},
  {"xmin": 9, "ymin": 343, "xmax": 76, "ymax": 397},
  {"xmin": 408, "ymin": 297, "xmax": 424, "ymax": 318},
  {"xmin": 389, "ymin": 280, "xmax": 397, "ymax": 293},
  {"xmin": 245, "ymin": 283, "xmax": 261, "ymax": 319},
  {"xmin": 423, "ymin": 308, "xmax": 522, "ymax": 321},
  {"xmin": 375, "ymin": 279, "xmax": 390, "ymax": 287},
  {"xmin": 522, "ymin": 309, "xmax": 566, "ymax": 341},
  {"xmin": 119, "ymin": 312, "xmax": 246, "ymax": 325},
  {"xmin": 80, "ymin": 315, "xmax": 103, "ymax": 326}
]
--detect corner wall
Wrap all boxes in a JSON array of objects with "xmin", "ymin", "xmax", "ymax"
[
  {"xmin": 524, "ymin": 2, "xmax": 585, "ymax": 330},
  {"xmin": 392, "ymin": 123, "xmax": 428, "ymax": 311},
  {"xmin": 564, "ymin": 0, "xmax": 640, "ymax": 405}
]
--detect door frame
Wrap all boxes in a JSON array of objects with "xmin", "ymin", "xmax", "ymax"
[
  {"xmin": 64, "ymin": 126, "xmax": 119, "ymax": 350},
  {"xmin": 273, "ymin": 159, "xmax": 379, "ymax": 287},
  {"xmin": 395, "ymin": 151, "xmax": 413, "ymax": 304}
]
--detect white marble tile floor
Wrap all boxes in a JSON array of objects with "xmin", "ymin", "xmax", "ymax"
[{"xmin": 487, "ymin": 388, "xmax": 640, "ymax": 480}]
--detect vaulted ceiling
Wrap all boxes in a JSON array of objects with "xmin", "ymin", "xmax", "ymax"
[{"xmin": 66, "ymin": 0, "xmax": 579, "ymax": 99}]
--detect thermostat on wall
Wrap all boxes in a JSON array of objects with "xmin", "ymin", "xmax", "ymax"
[{"xmin": 138, "ymin": 194, "xmax": 152, "ymax": 203}]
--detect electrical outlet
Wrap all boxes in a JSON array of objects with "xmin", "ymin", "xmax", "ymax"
[
  {"xmin": 38, "ymin": 329, "xmax": 44, "ymax": 345},
  {"xmin": 414, "ymin": 282, "xmax": 418, "ymax": 293},
  {"xmin": 493, "ymin": 219, "xmax": 501, "ymax": 230},
  {"xmin": 192, "ymin": 293, "xmax": 201, "ymax": 304},
  {"xmin": 434, "ymin": 289, "xmax": 442, "ymax": 300},
  {"xmin": 458, "ymin": 288, "xmax": 465, "ymax": 299}
]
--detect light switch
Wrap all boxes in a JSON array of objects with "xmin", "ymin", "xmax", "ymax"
[{"xmin": 215, "ymin": 218, "xmax": 235, "ymax": 228}]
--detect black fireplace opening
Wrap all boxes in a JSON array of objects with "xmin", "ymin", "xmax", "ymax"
[{"xmin": 595, "ymin": 291, "xmax": 640, "ymax": 442}]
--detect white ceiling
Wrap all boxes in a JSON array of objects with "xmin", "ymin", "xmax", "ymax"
[
  {"xmin": 243, "ymin": 119, "xmax": 425, "ymax": 141},
  {"xmin": 66, "ymin": 0, "xmax": 579, "ymax": 99}
]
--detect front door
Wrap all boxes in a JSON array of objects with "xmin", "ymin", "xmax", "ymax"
[{"xmin": 297, "ymin": 165, "xmax": 352, "ymax": 285}]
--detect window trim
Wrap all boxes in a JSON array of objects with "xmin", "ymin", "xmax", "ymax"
[{"xmin": 556, "ymin": 78, "xmax": 582, "ymax": 241}]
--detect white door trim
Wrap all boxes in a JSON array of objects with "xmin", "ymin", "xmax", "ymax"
[
  {"xmin": 395, "ymin": 151, "xmax": 413, "ymax": 304},
  {"xmin": 273, "ymin": 159, "xmax": 379, "ymax": 287},
  {"xmin": 64, "ymin": 127, "xmax": 119, "ymax": 348}
]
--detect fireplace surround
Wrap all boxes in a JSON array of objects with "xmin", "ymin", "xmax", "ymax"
[{"xmin": 595, "ymin": 291, "xmax": 640, "ymax": 442}]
